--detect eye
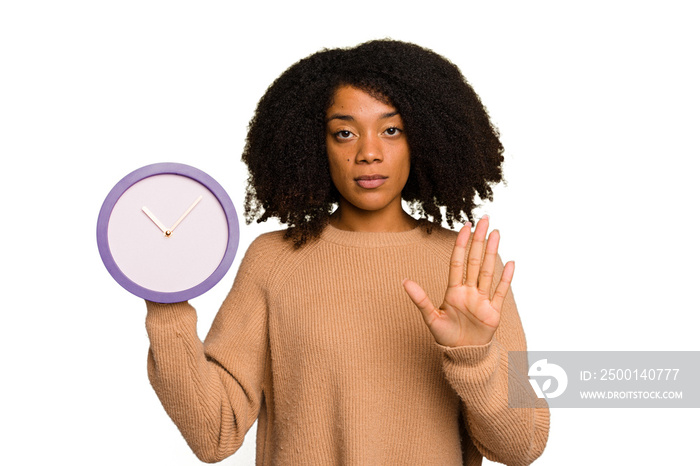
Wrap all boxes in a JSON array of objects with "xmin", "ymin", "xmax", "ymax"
[
  {"xmin": 384, "ymin": 127, "xmax": 403, "ymax": 136},
  {"xmin": 334, "ymin": 130, "xmax": 354, "ymax": 140}
]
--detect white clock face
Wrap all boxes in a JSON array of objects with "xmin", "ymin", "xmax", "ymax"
[{"xmin": 107, "ymin": 174, "xmax": 229, "ymax": 293}]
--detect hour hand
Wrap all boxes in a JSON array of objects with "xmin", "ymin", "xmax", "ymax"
[{"xmin": 142, "ymin": 206, "xmax": 169, "ymax": 235}]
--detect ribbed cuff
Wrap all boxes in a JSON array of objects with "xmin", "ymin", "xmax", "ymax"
[
  {"xmin": 438, "ymin": 338, "xmax": 497, "ymax": 366},
  {"xmin": 439, "ymin": 338, "xmax": 502, "ymax": 392},
  {"xmin": 145, "ymin": 300, "xmax": 197, "ymax": 334}
]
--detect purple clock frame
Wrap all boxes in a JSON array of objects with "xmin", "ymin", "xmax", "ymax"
[{"xmin": 96, "ymin": 162, "xmax": 240, "ymax": 303}]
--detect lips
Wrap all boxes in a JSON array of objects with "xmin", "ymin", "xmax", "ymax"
[{"xmin": 355, "ymin": 175, "xmax": 388, "ymax": 189}]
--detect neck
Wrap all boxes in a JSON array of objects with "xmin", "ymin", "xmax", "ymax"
[{"xmin": 329, "ymin": 200, "xmax": 418, "ymax": 233}]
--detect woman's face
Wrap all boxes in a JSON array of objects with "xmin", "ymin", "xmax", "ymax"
[{"xmin": 326, "ymin": 85, "xmax": 410, "ymax": 219}]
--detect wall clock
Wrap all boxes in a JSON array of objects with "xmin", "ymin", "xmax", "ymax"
[{"xmin": 97, "ymin": 162, "xmax": 239, "ymax": 303}]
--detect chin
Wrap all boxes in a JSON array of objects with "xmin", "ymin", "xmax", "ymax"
[{"xmin": 349, "ymin": 197, "xmax": 400, "ymax": 214}]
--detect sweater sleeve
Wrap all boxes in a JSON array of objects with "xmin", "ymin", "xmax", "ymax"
[
  {"xmin": 439, "ymin": 257, "xmax": 550, "ymax": 466},
  {"xmin": 145, "ymin": 235, "xmax": 275, "ymax": 463}
]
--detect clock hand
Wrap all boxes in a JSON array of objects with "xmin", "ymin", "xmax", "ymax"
[
  {"xmin": 169, "ymin": 195, "xmax": 203, "ymax": 234},
  {"xmin": 142, "ymin": 206, "xmax": 169, "ymax": 235}
]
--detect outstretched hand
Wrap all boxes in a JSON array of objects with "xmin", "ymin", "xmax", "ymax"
[{"xmin": 402, "ymin": 216, "xmax": 514, "ymax": 347}]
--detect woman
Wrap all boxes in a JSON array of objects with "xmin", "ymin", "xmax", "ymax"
[{"xmin": 146, "ymin": 40, "xmax": 550, "ymax": 465}]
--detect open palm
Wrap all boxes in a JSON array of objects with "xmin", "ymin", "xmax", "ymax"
[{"xmin": 402, "ymin": 216, "xmax": 514, "ymax": 347}]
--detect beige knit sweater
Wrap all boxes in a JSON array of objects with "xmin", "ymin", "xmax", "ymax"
[{"xmin": 146, "ymin": 224, "xmax": 550, "ymax": 465}]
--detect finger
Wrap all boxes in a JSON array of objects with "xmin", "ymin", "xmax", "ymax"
[
  {"xmin": 478, "ymin": 229, "xmax": 500, "ymax": 294},
  {"xmin": 447, "ymin": 223, "xmax": 471, "ymax": 288},
  {"xmin": 491, "ymin": 260, "xmax": 515, "ymax": 312},
  {"xmin": 465, "ymin": 215, "xmax": 489, "ymax": 287},
  {"xmin": 402, "ymin": 279, "xmax": 439, "ymax": 325}
]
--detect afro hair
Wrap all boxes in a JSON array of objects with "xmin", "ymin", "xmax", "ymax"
[{"xmin": 242, "ymin": 39, "xmax": 504, "ymax": 247}]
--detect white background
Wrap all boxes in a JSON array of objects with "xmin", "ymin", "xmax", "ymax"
[{"xmin": 1, "ymin": 1, "xmax": 698, "ymax": 465}]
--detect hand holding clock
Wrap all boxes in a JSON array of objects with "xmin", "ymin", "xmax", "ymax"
[
  {"xmin": 402, "ymin": 216, "xmax": 514, "ymax": 347},
  {"xmin": 142, "ymin": 195, "xmax": 203, "ymax": 237}
]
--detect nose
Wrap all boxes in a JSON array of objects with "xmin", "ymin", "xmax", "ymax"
[{"xmin": 356, "ymin": 134, "xmax": 383, "ymax": 163}]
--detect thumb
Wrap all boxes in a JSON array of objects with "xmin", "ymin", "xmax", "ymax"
[{"xmin": 402, "ymin": 279, "xmax": 438, "ymax": 325}]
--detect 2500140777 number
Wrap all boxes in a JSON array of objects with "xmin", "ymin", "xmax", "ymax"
[{"xmin": 600, "ymin": 368, "xmax": 679, "ymax": 381}]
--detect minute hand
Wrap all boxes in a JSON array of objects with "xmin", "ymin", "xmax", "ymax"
[{"xmin": 169, "ymin": 195, "xmax": 203, "ymax": 233}]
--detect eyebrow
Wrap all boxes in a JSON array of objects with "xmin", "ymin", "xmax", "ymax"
[{"xmin": 326, "ymin": 111, "xmax": 400, "ymax": 122}]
